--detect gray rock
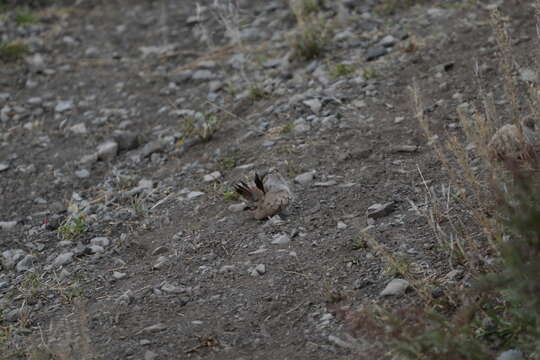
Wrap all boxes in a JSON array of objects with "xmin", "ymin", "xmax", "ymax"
[
  {"xmin": 192, "ymin": 70, "xmax": 216, "ymax": 81},
  {"xmin": 303, "ymin": 98, "xmax": 322, "ymax": 114},
  {"xmin": 85, "ymin": 47, "xmax": 99, "ymax": 57},
  {"xmin": 55, "ymin": 100, "xmax": 74, "ymax": 113},
  {"xmin": 26, "ymin": 53, "xmax": 45, "ymax": 72},
  {"xmin": 295, "ymin": 171, "xmax": 316, "ymax": 185},
  {"xmin": 0, "ymin": 221, "xmax": 17, "ymax": 230},
  {"xmin": 497, "ymin": 350, "xmax": 524, "ymax": 360},
  {"xmin": 140, "ymin": 140, "xmax": 165, "ymax": 157},
  {"xmin": 366, "ymin": 46, "xmax": 387, "ymax": 61},
  {"xmin": 172, "ymin": 70, "xmax": 193, "ymax": 84},
  {"xmin": 153, "ymin": 256, "xmax": 169, "ymax": 269},
  {"xmin": 293, "ymin": 118, "xmax": 310, "ymax": 134},
  {"xmin": 88, "ymin": 245, "xmax": 105, "ymax": 254},
  {"xmin": 337, "ymin": 221, "xmax": 347, "ymax": 230},
  {"xmin": 16, "ymin": 255, "xmax": 36, "ymax": 272},
  {"xmin": 367, "ymin": 202, "xmax": 395, "ymax": 219},
  {"xmin": 240, "ymin": 27, "xmax": 260, "ymax": 41},
  {"xmin": 27, "ymin": 97, "xmax": 42, "ymax": 106},
  {"xmin": 115, "ymin": 290, "xmax": 133, "ymax": 305},
  {"xmin": 112, "ymin": 130, "xmax": 139, "ymax": 151},
  {"xmin": 519, "ymin": 68, "xmax": 537, "ymax": 83},
  {"xmin": 144, "ymin": 351, "xmax": 159, "ymax": 360},
  {"xmin": 90, "ymin": 237, "xmax": 110, "ymax": 247},
  {"xmin": 2, "ymin": 249, "xmax": 25, "ymax": 269},
  {"xmin": 380, "ymin": 279, "xmax": 409, "ymax": 296},
  {"xmin": 271, "ymin": 233, "xmax": 291, "ymax": 245},
  {"xmin": 313, "ymin": 180, "xmax": 337, "ymax": 187},
  {"xmin": 219, "ymin": 265, "xmax": 235, "ymax": 273},
  {"xmin": 186, "ymin": 191, "xmax": 204, "ymax": 200},
  {"xmin": 161, "ymin": 283, "xmax": 188, "ymax": 294},
  {"xmin": 228, "ymin": 203, "xmax": 248, "ymax": 212},
  {"xmin": 53, "ymin": 252, "xmax": 74, "ymax": 267},
  {"xmin": 75, "ymin": 169, "xmax": 90, "ymax": 178},
  {"xmin": 97, "ymin": 140, "xmax": 119, "ymax": 161},
  {"xmin": 380, "ymin": 35, "xmax": 397, "ymax": 47},
  {"xmin": 69, "ymin": 123, "xmax": 88, "ymax": 135},
  {"xmin": 0, "ymin": 163, "xmax": 10, "ymax": 172},
  {"xmin": 79, "ymin": 153, "xmax": 98, "ymax": 165},
  {"xmin": 139, "ymin": 44, "xmax": 175, "ymax": 58},
  {"xmin": 139, "ymin": 323, "xmax": 167, "ymax": 334},
  {"xmin": 203, "ymin": 171, "xmax": 221, "ymax": 182},
  {"xmin": 113, "ymin": 271, "xmax": 127, "ymax": 280},
  {"xmin": 254, "ymin": 264, "xmax": 266, "ymax": 275},
  {"xmin": 208, "ymin": 80, "xmax": 223, "ymax": 92}
]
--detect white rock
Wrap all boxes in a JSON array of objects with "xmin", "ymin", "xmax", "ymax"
[
  {"xmin": 53, "ymin": 252, "xmax": 74, "ymax": 267},
  {"xmin": 497, "ymin": 349, "xmax": 524, "ymax": 360},
  {"xmin": 294, "ymin": 171, "xmax": 316, "ymax": 185},
  {"xmin": 161, "ymin": 283, "xmax": 188, "ymax": 294},
  {"xmin": 519, "ymin": 68, "xmax": 537, "ymax": 83},
  {"xmin": 69, "ymin": 123, "xmax": 87, "ymax": 135},
  {"xmin": 113, "ymin": 271, "xmax": 127, "ymax": 280},
  {"xmin": 303, "ymin": 98, "xmax": 322, "ymax": 114},
  {"xmin": 97, "ymin": 140, "xmax": 118, "ymax": 161},
  {"xmin": 271, "ymin": 233, "xmax": 291, "ymax": 245},
  {"xmin": 187, "ymin": 191, "xmax": 204, "ymax": 200},
  {"xmin": 16, "ymin": 255, "xmax": 36, "ymax": 272},
  {"xmin": 228, "ymin": 203, "xmax": 247, "ymax": 212},
  {"xmin": 255, "ymin": 264, "xmax": 266, "ymax": 275},
  {"xmin": 75, "ymin": 169, "xmax": 90, "ymax": 178},
  {"xmin": 88, "ymin": 245, "xmax": 104, "ymax": 254},
  {"xmin": 91, "ymin": 237, "xmax": 110, "ymax": 247},
  {"xmin": 203, "ymin": 171, "xmax": 221, "ymax": 182},
  {"xmin": 0, "ymin": 221, "xmax": 17, "ymax": 230},
  {"xmin": 0, "ymin": 163, "xmax": 9, "ymax": 172},
  {"xmin": 337, "ymin": 221, "xmax": 347, "ymax": 230},
  {"xmin": 380, "ymin": 279, "xmax": 409, "ymax": 297},
  {"xmin": 55, "ymin": 100, "xmax": 74, "ymax": 113}
]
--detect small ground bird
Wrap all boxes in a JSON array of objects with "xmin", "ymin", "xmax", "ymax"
[{"xmin": 234, "ymin": 169, "xmax": 293, "ymax": 220}]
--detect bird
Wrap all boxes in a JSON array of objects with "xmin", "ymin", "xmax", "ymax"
[
  {"xmin": 488, "ymin": 116, "xmax": 538, "ymax": 163},
  {"xmin": 233, "ymin": 168, "xmax": 293, "ymax": 220}
]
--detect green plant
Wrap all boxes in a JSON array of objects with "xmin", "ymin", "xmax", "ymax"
[
  {"xmin": 0, "ymin": 42, "xmax": 29, "ymax": 62},
  {"xmin": 289, "ymin": 0, "xmax": 332, "ymax": 60},
  {"xmin": 330, "ymin": 63, "xmax": 356, "ymax": 78},
  {"xmin": 248, "ymin": 85, "xmax": 268, "ymax": 101},
  {"xmin": 219, "ymin": 157, "xmax": 236, "ymax": 169},
  {"xmin": 57, "ymin": 215, "xmax": 87, "ymax": 239},
  {"xmin": 281, "ymin": 123, "xmax": 294, "ymax": 134},
  {"xmin": 363, "ymin": 68, "xmax": 378, "ymax": 79},
  {"xmin": 14, "ymin": 8, "xmax": 36, "ymax": 26},
  {"xmin": 223, "ymin": 190, "xmax": 239, "ymax": 201},
  {"xmin": 181, "ymin": 113, "xmax": 220, "ymax": 142}
]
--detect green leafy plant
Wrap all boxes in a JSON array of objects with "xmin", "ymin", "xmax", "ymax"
[
  {"xmin": 0, "ymin": 42, "xmax": 29, "ymax": 62},
  {"xmin": 14, "ymin": 8, "xmax": 36, "ymax": 26},
  {"xmin": 57, "ymin": 215, "xmax": 87, "ymax": 239}
]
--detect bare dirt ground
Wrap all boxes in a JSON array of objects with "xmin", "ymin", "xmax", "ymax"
[{"xmin": 0, "ymin": 0, "xmax": 536, "ymax": 358}]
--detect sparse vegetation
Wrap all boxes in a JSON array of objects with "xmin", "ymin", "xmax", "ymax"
[
  {"xmin": 181, "ymin": 113, "xmax": 220, "ymax": 142},
  {"xmin": 330, "ymin": 63, "xmax": 356, "ymax": 78},
  {"xmin": 219, "ymin": 157, "xmax": 236, "ymax": 169},
  {"xmin": 288, "ymin": 0, "xmax": 333, "ymax": 60},
  {"xmin": 375, "ymin": 0, "xmax": 428, "ymax": 16},
  {"xmin": 349, "ymin": 7, "xmax": 540, "ymax": 359},
  {"xmin": 14, "ymin": 8, "xmax": 36, "ymax": 26},
  {"xmin": 223, "ymin": 190, "xmax": 239, "ymax": 201},
  {"xmin": 0, "ymin": 41, "xmax": 29, "ymax": 62},
  {"xmin": 57, "ymin": 215, "xmax": 87, "ymax": 240},
  {"xmin": 248, "ymin": 85, "xmax": 268, "ymax": 101}
]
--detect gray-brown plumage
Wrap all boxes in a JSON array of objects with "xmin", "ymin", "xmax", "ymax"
[
  {"xmin": 488, "ymin": 116, "xmax": 538, "ymax": 162},
  {"xmin": 234, "ymin": 169, "xmax": 293, "ymax": 220}
]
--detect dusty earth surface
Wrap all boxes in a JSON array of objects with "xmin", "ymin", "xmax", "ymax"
[{"xmin": 0, "ymin": 0, "xmax": 537, "ymax": 359}]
